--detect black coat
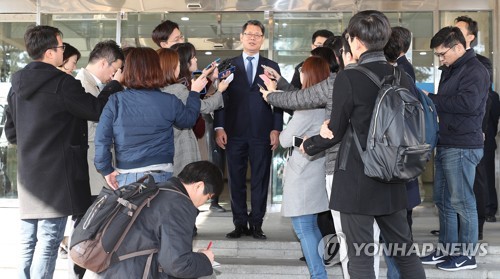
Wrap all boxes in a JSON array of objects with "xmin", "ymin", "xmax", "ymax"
[
  {"xmin": 303, "ymin": 51, "xmax": 414, "ymax": 215},
  {"xmin": 4, "ymin": 61, "xmax": 120, "ymax": 219}
]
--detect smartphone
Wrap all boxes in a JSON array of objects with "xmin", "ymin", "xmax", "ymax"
[
  {"xmin": 261, "ymin": 64, "xmax": 275, "ymax": 79},
  {"xmin": 218, "ymin": 65, "xmax": 236, "ymax": 79},
  {"xmin": 205, "ymin": 58, "xmax": 221, "ymax": 70},
  {"xmin": 293, "ymin": 136, "xmax": 304, "ymax": 148},
  {"xmin": 257, "ymin": 83, "xmax": 266, "ymax": 90},
  {"xmin": 224, "ymin": 73, "xmax": 234, "ymax": 84},
  {"xmin": 193, "ymin": 70, "xmax": 203, "ymax": 80},
  {"xmin": 192, "ymin": 70, "xmax": 207, "ymax": 94},
  {"xmin": 259, "ymin": 74, "xmax": 271, "ymax": 84}
]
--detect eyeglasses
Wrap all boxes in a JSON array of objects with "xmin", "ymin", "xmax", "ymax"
[
  {"xmin": 109, "ymin": 63, "xmax": 121, "ymax": 74},
  {"xmin": 243, "ymin": 32, "xmax": 264, "ymax": 39},
  {"xmin": 312, "ymin": 43, "xmax": 323, "ymax": 48},
  {"xmin": 52, "ymin": 45, "xmax": 66, "ymax": 51},
  {"xmin": 434, "ymin": 44, "xmax": 457, "ymax": 58},
  {"xmin": 165, "ymin": 34, "xmax": 184, "ymax": 44}
]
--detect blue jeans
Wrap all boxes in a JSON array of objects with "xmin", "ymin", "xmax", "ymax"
[
  {"xmin": 433, "ymin": 147, "xmax": 483, "ymax": 255},
  {"xmin": 385, "ymin": 254, "xmax": 400, "ymax": 279},
  {"xmin": 19, "ymin": 217, "xmax": 68, "ymax": 279},
  {"xmin": 116, "ymin": 171, "xmax": 172, "ymax": 187},
  {"xmin": 291, "ymin": 214, "xmax": 327, "ymax": 279}
]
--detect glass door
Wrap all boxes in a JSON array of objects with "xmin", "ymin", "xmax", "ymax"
[{"xmin": 0, "ymin": 16, "xmax": 36, "ymax": 199}]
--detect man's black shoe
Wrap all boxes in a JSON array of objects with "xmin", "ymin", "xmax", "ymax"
[
  {"xmin": 226, "ymin": 225, "xmax": 251, "ymax": 238},
  {"xmin": 486, "ymin": 215, "xmax": 496, "ymax": 222},
  {"xmin": 251, "ymin": 225, "xmax": 267, "ymax": 240},
  {"xmin": 430, "ymin": 230, "xmax": 440, "ymax": 236},
  {"xmin": 210, "ymin": 204, "xmax": 227, "ymax": 212}
]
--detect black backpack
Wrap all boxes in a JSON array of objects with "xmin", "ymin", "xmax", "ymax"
[
  {"xmin": 346, "ymin": 66, "xmax": 431, "ymax": 183},
  {"xmin": 69, "ymin": 176, "xmax": 160, "ymax": 275}
]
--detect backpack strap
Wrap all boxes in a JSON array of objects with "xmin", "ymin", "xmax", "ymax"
[
  {"xmin": 117, "ymin": 249, "xmax": 159, "ymax": 279},
  {"xmin": 350, "ymin": 66, "xmax": 383, "ymax": 88},
  {"xmin": 350, "ymin": 66, "xmax": 403, "ymax": 88}
]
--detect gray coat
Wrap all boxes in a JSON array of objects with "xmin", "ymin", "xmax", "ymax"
[
  {"xmin": 162, "ymin": 84, "xmax": 223, "ymax": 175},
  {"xmin": 268, "ymin": 74, "xmax": 339, "ymax": 175},
  {"xmin": 279, "ymin": 108, "xmax": 329, "ymax": 217}
]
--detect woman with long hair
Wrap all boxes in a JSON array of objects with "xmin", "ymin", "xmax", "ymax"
[
  {"xmin": 94, "ymin": 47, "xmax": 206, "ymax": 189},
  {"xmin": 157, "ymin": 48, "xmax": 229, "ymax": 176},
  {"xmin": 278, "ymin": 56, "xmax": 331, "ymax": 278}
]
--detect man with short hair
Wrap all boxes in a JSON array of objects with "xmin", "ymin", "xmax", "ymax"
[
  {"xmin": 214, "ymin": 20, "xmax": 283, "ymax": 240},
  {"xmin": 420, "ymin": 26, "xmax": 489, "ymax": 271},
  {"xmin": 152, "ymin": 20, "xmax": 185, "ymax": 48},
  {"xmin": 94, "ymin": 161, "xmax": 222, "ymax": 279},
  {"xmin": 290, "ymin": 29, "xmax": 334, "ymax": 89},
  {"xmin": 4, "ymin": 25, "xmax": 119, "ymax": 279},
  {"xmin": 302, "ymin": 10, "xmax": 426, "ymax": 278},
  {"xmin": 76, "ymin": 40, "xmax": 124, "ymax": 197},
  {"xmin": 391, "ymin": 26, "xmax": 416, "ymax": 82}
]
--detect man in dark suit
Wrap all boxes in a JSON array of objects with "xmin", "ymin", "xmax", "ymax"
[
  {"xmin": 455, "ymin": 16, "xmax": 498, "ymax": 224},
  {"xmin": 455, "ymin": 15, "xmax": 496, "ymax": 230},
  {"xmin": 392, "ymin": 26, "xmax": 416, "ymax": 82},
  {"xmin": 290, "ymin": 29, "xmax": 334, "ymax": 89},
  {"xmin": 214, "ymin": 20, "xmax": 283, "ymax": 239}
]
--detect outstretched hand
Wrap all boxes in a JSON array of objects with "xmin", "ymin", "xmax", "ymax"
[{"xmin": 320, "ymin": 120, "xmax": 334, "ymax": 139}]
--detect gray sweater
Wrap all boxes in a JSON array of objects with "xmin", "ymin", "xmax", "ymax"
[{"xmin": 267, "ymin": 73, "xmax": 339, "ymax": 175}]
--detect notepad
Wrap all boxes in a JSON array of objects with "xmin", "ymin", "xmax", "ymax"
[{"xmin": 212, "ymin": 261, "xmax": 221, "ymax": 268}]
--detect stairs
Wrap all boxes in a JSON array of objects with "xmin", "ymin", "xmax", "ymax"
[
  {"xmin": 190, "ymin": 203, "xmax": 500, "ymax": 279},
  {"xmin": 193, "ymin": 238, "xmax": 500, "ymax": 278}
]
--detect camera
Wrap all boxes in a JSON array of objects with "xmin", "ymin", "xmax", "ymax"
[{"xmin": 217, "ymin": 59, "xmax": 233, "ymax": 73}]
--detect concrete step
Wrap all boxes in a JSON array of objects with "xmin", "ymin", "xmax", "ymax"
[
  {"xmin": 192, "ymin": 238, "xmax": 500, "ymax": 263},
  {"xmin": 213, "ymin": 257, "xmax": 500, "ymax": 279}
]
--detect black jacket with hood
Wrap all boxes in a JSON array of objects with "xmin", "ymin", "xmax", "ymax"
[{"xmin": 5, "ymin": 61, "xmax": 121, "ymax": 219}]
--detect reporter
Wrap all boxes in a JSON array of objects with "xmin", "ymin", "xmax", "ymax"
[{"xmin": 94, "ymin": 47, "xmax": 203, "ymax": 189}]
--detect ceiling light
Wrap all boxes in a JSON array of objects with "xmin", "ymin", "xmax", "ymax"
[
  {"xmin": 181, "ymin": 17, "xmax": 189, "ymax": 21},
  {"xmin": 186, "ymin": 3, "xmax": 202, "ymax": 9},
  {"xmin": 205, "ymin": 51, "xmax": 212, "ymax": 55}
]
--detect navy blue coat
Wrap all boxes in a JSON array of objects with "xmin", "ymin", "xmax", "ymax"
[{"xmin": 429, "ymin": 49, "xmax": 489, "ymax": 149}]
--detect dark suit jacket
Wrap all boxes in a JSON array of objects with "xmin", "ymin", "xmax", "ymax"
[
  {"xmin": 214, "ymin": 54, "xmax": 283, "ymax": 140},
  {"xmin": 396, "ymin": 55, "xmax": 416, "ymax": 83},
  {"xmin": 475, "ymin": 52, "xmax": 493, "ymax": 87}
]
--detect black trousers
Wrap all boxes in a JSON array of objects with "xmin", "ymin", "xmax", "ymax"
[
  {"xmin": 484, "ymin": 142, "xmax": 498, "ymax": 216},
  {"xmin": 340, "ymin": 209, "xmax": 425, "ymax": 279},
  {"xmin": 226, "ymin": 137, "xmax": 272, "ymax": 227},
  {"xmin": 473, "ymin": 156, "xmax": 488, "ymax": 234}
]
